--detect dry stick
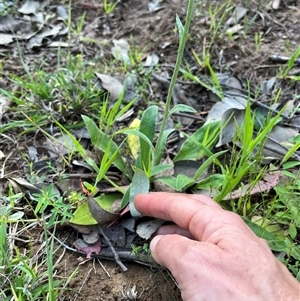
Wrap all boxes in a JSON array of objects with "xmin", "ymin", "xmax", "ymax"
[
  {"xmin": 53, "ymin": 235, "xmax": 159, "ymax": 269},
  {"xmin": 223, "ymin": 89, "xmax": 291, "ymax": 120},
  {"xmin": 269, "ymin": 55, "xmax": 300, "ymax": 65},
  {"xmin": 97, "ymin": 226, "xmax": 128, "ymax": 272},
  {"xmin": 8, "ymin": 223, "xmax": 17, "ymax": 257},
  {"xmin": 263, "ymin": 138, "xmax": 300, "ymax": 161},
  {"xmin": 74, "ymin": 266, "xmax": 93, "ymax": 301},
  {"xmin": 287, "ymin": 68, "xmax": 300, "ymax": 76},
  {"xmin": 52, "ymin": 235, "xmax": 128, "ymax": 260},
  {"xmin": 54, "ymin": 247, "xmax": 66, "ymax": 268},
  {"xmin": 157, "ymin": 107, "xmax": 205, "ymax": 121},
  {"xmin": 96, "ymin": 257, "xmax": 111, "ymax": 278}
]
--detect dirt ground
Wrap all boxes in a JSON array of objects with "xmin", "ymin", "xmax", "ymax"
[
  {"xmin": 1, "ymin": 0, "xmax": 300, "ymax": 300},
  {"xmin": 57, "ymin": 253, "xmax": 180, "ymax": 301}
]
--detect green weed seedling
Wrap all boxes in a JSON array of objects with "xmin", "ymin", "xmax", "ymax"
[
  {"xmin": 279, "ymin": 46, "xmax": 300, "ymax": 78},
  {"xmin": 131, "ymin": 243, "xmax": 153, "ymax": 263},
  {"xmin": 32, "ymin": 184, "xmax": 74, "ymax": 228},
  {"xmin": 215, "ymin": 94, "xmax": 286, "ymax": 202},
  {"xmin": 208, "ymin": 1, "xmax": 233, "ymax": 48},
  {"xmin": 254, "ymin": 31, "xmax": 264, "ymax": 51},
  {"xmin": 99, "ymin": 87, "xmax": 136, "ymax": 134},
  {"xmin": 83, "ymin": 115, "xmax": 128, "ymax": 180},
  {"xmin": 103, "ymin": 0, "xmax": 119, "ymax": 14},
  {"xmin": 258, "ymin": 164, "xmax": 300, "ymax": 279},
  {"xmin": 281, "ymin": 133, "xmax": 300, "ymax": 164},
  {"xmin": 71, "ymin": 12, "xmax": 86, "ymax": 36},
  {"xmin": 180, "ymin": 58, "xmax": 224, "ymax": 100}
]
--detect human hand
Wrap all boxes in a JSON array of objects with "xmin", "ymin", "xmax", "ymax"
[{"xmin": 134, "ymin": 192, "xmax": 299, "ymax": 301}]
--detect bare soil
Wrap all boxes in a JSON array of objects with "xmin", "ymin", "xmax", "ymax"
[
  {"xmin": 1, "ymin": 0, "xmax": 300, "ymax": 300},
  {"xmin": 57, "ymin": 253, "xmax": 180, "ymax": 301}
]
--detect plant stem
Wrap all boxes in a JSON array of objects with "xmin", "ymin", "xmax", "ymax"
[{"xmin": 154, "ymin": 0, "xmax": 195, "ymax": 165}]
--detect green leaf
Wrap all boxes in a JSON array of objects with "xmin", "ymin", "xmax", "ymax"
[
  {"xmin": 70, "ymin": 202, "xmax": 97, "ymax": 225},
  {"xmin": 156, "ymin": 176, "xmax": 177, "ymax": 190},
  {"xmin": 139, "ymin": 106, "xmax": 158, "ymax": 172},
  {"xmin": 129, "ymin": 169, "xmax": 150, "ymax": 217},
  {"xmin": 95, "ymin": 139, "xmax": 125, "ymax": 186},
  {"xmin": 154, "ymin": 128, "xmax": 174, "ymax": 166},
  {"xmin": 140, "ymin": 106, "xmax": 157, "ymax": 142},
  {"xmin": 85, "ymin": 158, "xmax": 99, "ymax": 173},
  {"xmin": 193, "ymin": 150, "xmax": 227, "ymax": 180},
  {"xmin": 180, "ymin": 68, "xmax": 222, "ymax": 97},
  {"xmin": 124, "ymin": 130, "xmax": 155, "ymax": 156},
  {"xmin": 176, "ymin": 14, "xmax": 184, "ymax": 41},
  {"xmin": 176, "ymin": 174, "xmax": 195, "ymax": 191},
  {"xmin": 242, "ymin": 217, "xmax": 287, "ymax": 252},
  {"xmin": 82, "ymin": 115, "xmax": 126, "ymax": 174},
  {"xmin": 106, "ymin": 86, "xmax": 126, "ymax": 128},
  {"xmin": 289, "ymin": 224, "xmax": 297, "ymax": 239},
  {"xmin": 150, "ymin": 164, "xmax": 174, "ymax": 177},
  {"xmin": 94, "ymin": 193, "xmax": 122, "ymax": 212},
  {"xmin": 195, "ymin": 174, "xmax": 225, "ymax": 190},
  {"xmin": 121, "ymin": 185, "xmax": 131, "ymax": 209},
  {"xmin": 70, "ymin": 193, "xmax": 122, "ymax": 225},
  {"xmin": 282, "ymin": 161, "xmax": 300, "ymax": 169},
  {"xmin": 174, "ymin": 121, "xmax": 220, "ymax": 162},
  {"xmin": 168, "ymin": 104, "xmax": 197, "ymax": 117},
  {"xmin": 8, "ymin": 211, "xmax": 24, "ymax": 221}
]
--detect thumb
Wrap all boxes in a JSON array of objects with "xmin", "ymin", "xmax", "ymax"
[
  {"xmin": 150, "ymin": 235, "xmax": 164, "ymax": 262},
  {"xmin": 150, "ymin": 234, "xmax": 203, "ymax": 271}
]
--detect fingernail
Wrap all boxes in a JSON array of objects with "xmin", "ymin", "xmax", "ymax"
[{"xmin": 150, "ymin": 235, "xmax": 162, "ymax": 253}]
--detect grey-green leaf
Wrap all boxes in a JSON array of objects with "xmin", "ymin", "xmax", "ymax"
[
  {"xmin": 129, "ymin": 169, "xmax": 150, "ymax": 217},
  {"xmin": 176, "ymin": 14, "xmax": 184, "ymax": 41}
]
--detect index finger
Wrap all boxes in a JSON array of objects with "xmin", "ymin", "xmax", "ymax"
[
  {"xmin": 134, "ymin": 192, "xmax": 220, "ymax": 224},
  {"xmin": 134, "ymin": 192, "xmax": 251, "ymax": 242}
]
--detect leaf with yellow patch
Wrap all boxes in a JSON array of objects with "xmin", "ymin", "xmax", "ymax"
[{"xmin": 127, "ymin": 118, "xmax": 141, "ymax": 159}]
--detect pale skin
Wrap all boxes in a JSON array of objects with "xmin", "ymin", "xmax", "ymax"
[{"xmin": 134, "ymin": 192, "xmax": 300, "ymax": 301}]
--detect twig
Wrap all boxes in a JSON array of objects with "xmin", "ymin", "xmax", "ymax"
[
  {"xmin": 74, "ymin": 266, "xmax": 93, "ymax": 301},
  {"xmin": 96, "ymin": 257, "xmax": 111, "ymax": 278},
  {"xmin": 53, "ymin": 235, "xmax": 160, "ymax": 269},
  {"xmin": 157, "ymin": 107, "xmax": 205, "ymax": 121},
  {"xmin": 224, "ymin": 89, "xmax": 290, "ymax": 120},
  {"xmin": 54, "ymin": 246, "xmax": 66, "ymax": 267},
  {"xmin": 269, "ymin": 55, "xmax": 300, "ymax": 65},
  {"xmin": 97, "ymin": 226, "xmax": 128, "ymax": 272}
]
